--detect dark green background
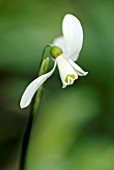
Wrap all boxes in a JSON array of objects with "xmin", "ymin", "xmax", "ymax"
[{"xmin": 0, "ymin": 0, "xmax": 114, "ymax": 169}]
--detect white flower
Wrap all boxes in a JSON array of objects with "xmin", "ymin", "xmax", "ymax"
[{"xmin": 20, "ymin": 14, "xmax": 88, "ymax": 109}]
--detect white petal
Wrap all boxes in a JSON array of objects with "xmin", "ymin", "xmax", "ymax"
[
  {"xmin": 56, "ymin": 54, "xmax": 78, "ymax": 88},
  {"xmin": 62, "ymin": 14, "xmax": 83, "ymax": 61},
  {"xmin": 69, "ymin": 59, "xmax": 88, "ymax": 76},
  {"xmin": 20, "ymin": 62, "xmax": 56, "ymax": 108}
]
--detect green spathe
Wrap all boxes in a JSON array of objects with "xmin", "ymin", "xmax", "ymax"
[{"xmin": 50, "ymin": 46, "xmax": 63, "ymax": 59}]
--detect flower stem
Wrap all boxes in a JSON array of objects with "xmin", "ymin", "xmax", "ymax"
[
  {"xmin": 20, "ymin": 57, "xmax": 50, "ymax": 170},
  {"xmin": 32, "ymin": 57, "xmax": 49, "ymax": 117}
]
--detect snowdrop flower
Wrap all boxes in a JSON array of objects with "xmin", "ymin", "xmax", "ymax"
[{"xmin": 20, "ymin": 14, "xmax": 88, "ymax": 109}]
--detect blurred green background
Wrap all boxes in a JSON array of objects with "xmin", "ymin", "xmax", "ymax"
[{"xmin": 0, "ymin": 0, "xmax": 114, "ymax": 169}]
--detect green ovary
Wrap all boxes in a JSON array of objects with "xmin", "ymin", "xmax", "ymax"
[
  {"xmin": 50, "ymin": 46, "xmax": 63, "ymax": 59},
  {"xmin": 65, "ymin": 74, "xmax": 75, "ymax": 83}
]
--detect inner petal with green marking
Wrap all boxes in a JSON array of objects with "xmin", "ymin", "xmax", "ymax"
[{"xmin": 65, "ymin": 74, "xmax": 75, "ymax": 83}]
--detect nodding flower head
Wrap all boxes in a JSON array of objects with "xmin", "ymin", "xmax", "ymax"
[{"xmin": 20, "ymin": 14, "xmax": 88, "ymax": 109}]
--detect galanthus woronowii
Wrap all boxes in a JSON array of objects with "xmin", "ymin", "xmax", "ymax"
[{"xmin": 20, "ymin": 14, "xmax": 88, "ymax": 109}]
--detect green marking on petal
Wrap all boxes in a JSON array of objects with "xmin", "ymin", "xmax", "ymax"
[
  {"xmin": 77, "ymin": 70, "xmax": 84, "ymax": 75},
  {"xmin": 65, "ymin": 74, "xmax": 75, "ymax": 83}
]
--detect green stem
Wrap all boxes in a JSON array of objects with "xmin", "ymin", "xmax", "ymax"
[
  {"xmin": 31, "ymin": 44, "xmax": 52, "ymax": 116},
  {"xmin": 32, "ymin": 57, "xmax": 49, "ymax": 117},
  {"xmin": 38, "ymin": 44, "xmax": 52, "ymax": 73},
  {"xmin": 20, "ymin": 48, "xmax": 50, "ymax": 170}
]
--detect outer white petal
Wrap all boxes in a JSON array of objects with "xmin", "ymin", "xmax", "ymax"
[
  {"xmin": 56, "ymin": 54, "xmax": 78, "ymax": 88},
  {"xmin": 69, "ymin": 59, "xmax": 88, "ymax": 76},
  {"xmin": 20, "ymin": 62, "xmax": 56, "ymax": 108},
  {"xmin": 62, "ymin": 14, "xmax": 83, "ymax": 61}
]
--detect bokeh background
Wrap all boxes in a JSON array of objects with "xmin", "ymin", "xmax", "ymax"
[{"xmin": 0, "ymin": 0, "xmax": 114, "ymax": 169}]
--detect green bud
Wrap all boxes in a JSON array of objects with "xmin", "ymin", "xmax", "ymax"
[{"xmin": 50, "ymin": 46, "xmax": 63, "ymax": 59}]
